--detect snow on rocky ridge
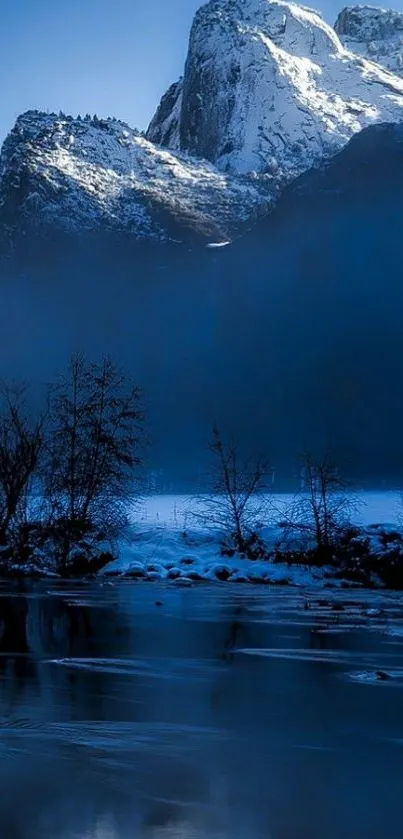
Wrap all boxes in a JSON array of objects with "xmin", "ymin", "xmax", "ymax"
[
  {"xmin": 0, "ymin": 110, "xmax": 269, "ymax": 242},
  {"xmin": 148, "ymin": 0, "xmax": 403, "ymax": 177},
  {"xmin": 335, "ymin": 5, "xmax": 403, "ymax": 78}
]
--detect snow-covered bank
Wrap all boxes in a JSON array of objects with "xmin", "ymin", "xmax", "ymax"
[
  {"xmin": 4, "ymin": 492, "xmax": 403, "ymax": 588},
  {"xmin": 102, "ymin": 492, "xmax": 403, "ymax": 590},
  {"xmin": 104, "ymin": 525, "xmax": 328, "ymax": 587}
]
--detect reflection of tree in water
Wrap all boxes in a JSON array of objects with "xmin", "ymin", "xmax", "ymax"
[
  {"xmin": 0, "ymin": 583, "xmax": 140, "ymax": 839},
  {"xmin": 0, "ymin": 591, "xmax": 29, "ymax": 654},
  {"xmin": 36, "ymin": 594, "xmax": 93, "ymax": 657},
  {"xmin": 31, "ymin": 587, "xmax": 137, "ymax": 723},
  {"xmin": 0, "ymin": 583, "xmax": 138, "ymax": 718},
  {"xmin": 0, "ymin": 584, "xmax": 37, "ymax": 698}
]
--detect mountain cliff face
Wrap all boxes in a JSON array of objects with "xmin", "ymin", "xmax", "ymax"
[
  {"xmin": 146, "ymin": 80, "xmax": 183, "ymax": 149},
  {"xmin": 335, "ymin": 5, "xmax": 403, "ymax": 77},
  {"xmin": 147, "ymin": 0, "xmax": 403, "ymax": 178}
]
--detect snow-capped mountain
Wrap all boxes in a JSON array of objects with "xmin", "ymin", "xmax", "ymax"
[
  {"xmin": 335, "ymin": 5, "xmax": 403, "ymax": 77},
  {"xmin": 2, "ymin": 1, "xmax": 403, "ymax": 244},
  {"xmin": 0, "ymin": 110, "xmax": 269, "ymax": 243},
  {"xmin": 147, "ymin": 0, "xmax": 403, "ymax": 178}
]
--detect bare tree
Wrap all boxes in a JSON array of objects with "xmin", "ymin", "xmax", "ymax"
[
  {"xmin": 279, "ymin": 450, "xmax": 354, "ymax": 558},
  {"xmin": 43, "ymin": 354, "xmax": 144, "ymax": 563},
  {"xmin": 195, "ymin": 426, "xmax": 272, "ymax": 557},
  {"xmin": 0, "ymin": 383, "xmax": 44, "ymax": 548}
]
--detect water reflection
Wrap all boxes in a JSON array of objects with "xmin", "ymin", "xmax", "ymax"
[{"xmin": 0, "ymin": 582, "xmax": 403, "ymax": 838}]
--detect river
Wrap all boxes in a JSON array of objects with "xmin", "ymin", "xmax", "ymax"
[{"xmin": 0, "ymin": 580, "xmax": 402, "ymax": 838}]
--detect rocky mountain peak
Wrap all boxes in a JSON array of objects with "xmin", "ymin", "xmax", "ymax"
[
  {"xmin": 148, "ymin": 0, "xmax": 403, "ymax": 178},
  {"xmin": 335, "ymin": 5, "xmax": 403, "ymax": 76}
]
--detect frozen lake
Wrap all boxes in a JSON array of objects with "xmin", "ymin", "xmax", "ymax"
[{"xmin": 0, "ymin": 581, "xmax": 403, "ymax": 838}]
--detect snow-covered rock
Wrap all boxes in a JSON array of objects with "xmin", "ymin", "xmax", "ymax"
[
  {"xmin": 335, "ymin": 5, "xmax": 403, "ymax": 77},
  {"xmin": 0, "ymin": 110, "xmax": 269, "ymax": 243},
  {"xmin": 102, "ymin": 523, "xmax": 334, "ymax": 587},
  {"xmin": 148, "ymin": 0, "xmax": 403, "ymax": 178}
]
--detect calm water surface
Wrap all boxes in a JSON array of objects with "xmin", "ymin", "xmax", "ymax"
[{"xmin": 0, "ymin": 580, "xmax": 403, "ymax": 839}]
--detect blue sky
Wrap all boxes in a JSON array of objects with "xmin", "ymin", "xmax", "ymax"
[{"xmin": 0, "ymin": 0, "xmax": 391, "ymax": 144}]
